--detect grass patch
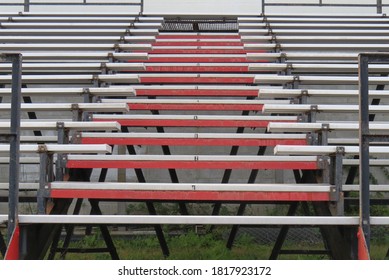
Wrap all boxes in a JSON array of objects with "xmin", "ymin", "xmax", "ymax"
[{"xmin": 52, "ymin": 230, "xmax": 388, "ymax": 260}]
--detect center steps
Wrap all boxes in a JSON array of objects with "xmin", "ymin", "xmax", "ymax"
[{"xmin": 1, "ymin": 13, "xmax": 388, "ymax": 260}]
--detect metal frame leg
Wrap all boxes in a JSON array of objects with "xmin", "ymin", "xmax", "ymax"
[
  {"xmin": 0, "ymin": 230, "xmax": 6, "ymax": 257},
  {"xmin": 269, "ymin": 202, "xmax": 299, "ymax": 260},
  {"xmin": 212, "ymin": 98, "xmax": 255, "ymax": 217},
  {"xmin": 226, "ymin": 145, "xmax": 267, "ymax": 248},
  {"xmin": 121, "ymin": 126, "xmax": 170, "ymax": 257},
  {"xmin": 89, "ymin": 200, "xmax": 119, "ymax": 260},
  {"xmin": 150, "ymin": 106, "xmax": 188, "ymax": 215}
]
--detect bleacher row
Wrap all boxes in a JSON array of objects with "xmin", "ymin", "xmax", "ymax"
[{"xmin": 0, "ymin": 11, "xmax": 388, "ymax": 260}]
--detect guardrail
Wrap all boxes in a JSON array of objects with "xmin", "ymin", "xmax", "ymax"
[
  {"xmin": 0, "ymin": 0, "xmax": 144, "ymax": 13},
  {"xmin": 262, "ymin": 0, "xmax": 387, "ymax": 14},
  {"xmin": 0, "ymin": 53, "xmax": 22, "ymax": 243}
]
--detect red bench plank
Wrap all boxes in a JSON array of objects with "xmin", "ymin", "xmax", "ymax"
[
  {"xmin": 142, "ymin": 66, "xmax": 249, "ymax": 73},
  {"xmin": 92, "ymin": 118, "xmax": 296, "ymax": 128},
  {"xmin": 157, "ymin": 35, "xmax": 241, "ymax": 39},
  {"xmin": 135, "ymin": 89, "xmax": 259, "ymax": 97},
  {"xmin": 81, "ymin": 137, "xmax": 307, "ymax": 147},
  {"xmin": 66, "ymin": 160, "xmax": 318, "ymax": 170},
  {"xmin": 134, "ymin": 57, "xmax": 250, "ymax": 63},
  {"xmin": 124, "ymin": 103, "xmax": 262, "ymax": 111},
  {"xmin": 50, "ymin": 189, "xmax": 330, "ymax": 202},
  {"xmin": 139, "ymin": 77, "xmax": 254, "ymax": 84},
  {"xmin": 153, "ymin": 42, "xmax": 243, "ymax": 47}
]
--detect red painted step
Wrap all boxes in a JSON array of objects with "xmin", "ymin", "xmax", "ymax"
[{"xmin": 51, "ymin": 189, "xmax": 330, "ymax": 202}]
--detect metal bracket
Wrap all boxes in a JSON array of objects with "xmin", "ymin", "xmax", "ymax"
[
  {"xmin": 82, "ymin": 87, "xmax": 90, "ymax": 96},
  {"xmin": 306, "ymin": 133, "xmax": 317, "ymax": 145},
  {"xmin": 0, "ymin": 133, "xmax": 14, "ymax": 143},
  {"xmin": 321, "ymin": 123, "xmax": 330, "ymax": 131},
  {"xmin": 71, "ymin": 132, "xmax": 82, "ymax": 144},
  {"xmin": 100, "ymin": 62, "xmax": 107, "ymax": 74},
  {"xmin": 286, "ymin": 63, "xmax": 293, "ymax": 71},
  {"xmin": 92, "ymin": 75, "xmax": 99, "ymax": 87},
  {"xmin": 107, "ymin": 52, "xmax": 114, "ymax": 63},
  {"xmin": 335, "ymin": 146, "xmax": 345, "ymax": 156},
  {"xmin": 37, "ymin": 144, "xmax": 48, "ymax": 153},
  {"xmin": 293, "ymin": 75, "xmax": 300, "ymax": 83},
  {"xmin": 329, "ymin": 185, "xmax": 338, "ymax": 201},
  {"xmin": 317, "ymin": 156, "xmax": 329, "ymax": 170},
  {"xmin": 275, "ymin": 43, "xmax": 282, "ymax": 52},
  {"xmin": 57, "ymin": 154, "xmax": 68, "ymax": 169},
  {"xmin": 56, "ymin": 121, "xmax": 65, "ymax": 130}
]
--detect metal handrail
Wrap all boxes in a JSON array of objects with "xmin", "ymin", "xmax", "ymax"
[
  {"xmin": 0, "ymin": 53, "xmax": 22, "ymax": 244},
  {"xmin": 0, "ymin": 0, "xmax": 144, "ymax": 13},
  {"xmin": 262, "ymin": 0, "xmax": 387, "ymax": 14}
]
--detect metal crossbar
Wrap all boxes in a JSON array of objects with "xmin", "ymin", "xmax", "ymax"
[
  {"xmin": 262, "ymin": 0, "xmax": 386, "ymax": 14},
  {"xmin": 0, "ymin": 1, "xmax": 143, "ymax": 13}
]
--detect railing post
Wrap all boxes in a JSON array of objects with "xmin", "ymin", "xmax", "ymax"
[
  {"xmin": 262, "ymin": 0, "xmax": 265, "ymax": 14},
  {"xmin": 141, "ymin": 0, "xmax": 144, "ymax": 15},
  {"xmin": 377, "ymin": 0, "xmax": 383, "ymax": 14},
  {"xmin": 0, "ymin": 54, "xmax": 22, "ymax": 244},
  {"xmin": 358, "ymin": 54, "xmax": 371, "ymax": 251},
  {"xmin": 24, "ymin": 0, "xmax": 30, "ymax": 12}
]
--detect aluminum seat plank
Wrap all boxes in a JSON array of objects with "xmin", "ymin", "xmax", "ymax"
[
  {"xmin": 262, "ymin": 104, "xmax": 389, "ymax": 114},
  {"xmin": 0, "ymin": 87, "xmax": 136, "ymax": 97},
  {"xmin": 268, "ymin": 122, "xmax": 389, "ymax": 133},
  {"xmin": 0, "ymin": 121, "xmax": 120, "ymax": 131},
  {"xmin": 14, "ymin": 215, "xmax": 366, "ymax": 226},
  {"xmin": 49, "ymin": 182, "xmax": 330, "ymax": 192},
  {"xmin": 274, "ymin": 145, "xmax": 389, "ymax": 156}
]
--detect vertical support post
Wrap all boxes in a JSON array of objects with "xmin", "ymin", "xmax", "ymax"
[
  {"xmin": 2, "ymin": 54, "xmax": 22, "ymax": 244},
  {"xmin": 140, "ymin": 0, "xmax": 144, "ymax": 15},
  {"xmin": 262, "ymin": 0, "xmax": 265, "ymax": 14},
  {"xmin": 38, "ymin": 152, "xmax": 48, "ymax": 214},
  {"xmin": 377, "ymin": 0, "xmax": 383, "ymax": 14},
  {"xmin": 358, "ymin": 54, "xmax": 370, "ymax": 250},
  {"xmin": 24, "ymin": 0, "xmax": 30, "ymax": 12}
]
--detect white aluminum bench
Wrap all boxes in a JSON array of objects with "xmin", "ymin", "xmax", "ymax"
[
  {"xmin": 254, "ymin": 74, "xmax": 389, "ymax": 85},
  {"xmin": 0, "ymin": 86, "xmax": 136, "ymax": 97},
  {"xmin": 0, "ymin": 144, "xmax": 112, "ymax": 154},
  {"xmin": 0, "ymin": 73, "xmax": 139, "ymax": 84},
  {"xmin": 268, "ymin": 122, "xmax": 389, "ymax": 133},
  {"xmin": 0, "ymin": 103, "xmax": 129, "ymax": 113},
  {"xmin": 273, "ymin": 145, "xmax": 389, "ymax": 156},
  {"xmin": 0, "ymin": 121, "xmax": 120, "ymax": 131},
  {"xmin": 0, "ymin": 29, "xmax": 159, "ymax": 36},
  {"xmin": 245, "ymin": 43, "xmax": 389, "ymax": 51},
  {"xmin": 0, "ymin": 22, "xmax": 161, "ymax": 29},
  {"xmin": 249, "ymin": 63, "xmax": 389, "ymax": 74},
  {"xmin": 258, "ymin": 89, "xmax": 389, "ymax": 99},
  {"xmin": 1, "ymin": 214, "xmax": 387, "ymax": 226},
  {"xmin": 262, "ymin": 104, "xmax": 389, "ymax": 114},
  {"xmin": 0, "ymin": 44, "xmax": 152, "ymax": 52},
  {"xmin": 247, "ymin": 52, "xmax": 360, "ymax": 62},
  {"xmin": 0, "ymin": 16, "xmax": 163, "ymax": 23},
  {"xmin": 0, "ymin": 52, "xmax": 150, "ymax": 61},
  {"xmin": 0, "ymin": 63, "xmax": 146, "ymax": 73}
]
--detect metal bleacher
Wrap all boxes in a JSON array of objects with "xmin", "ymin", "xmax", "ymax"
[{"xmin": 1, "ymin": 1, "xmax": 389, "ymax": 260}]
